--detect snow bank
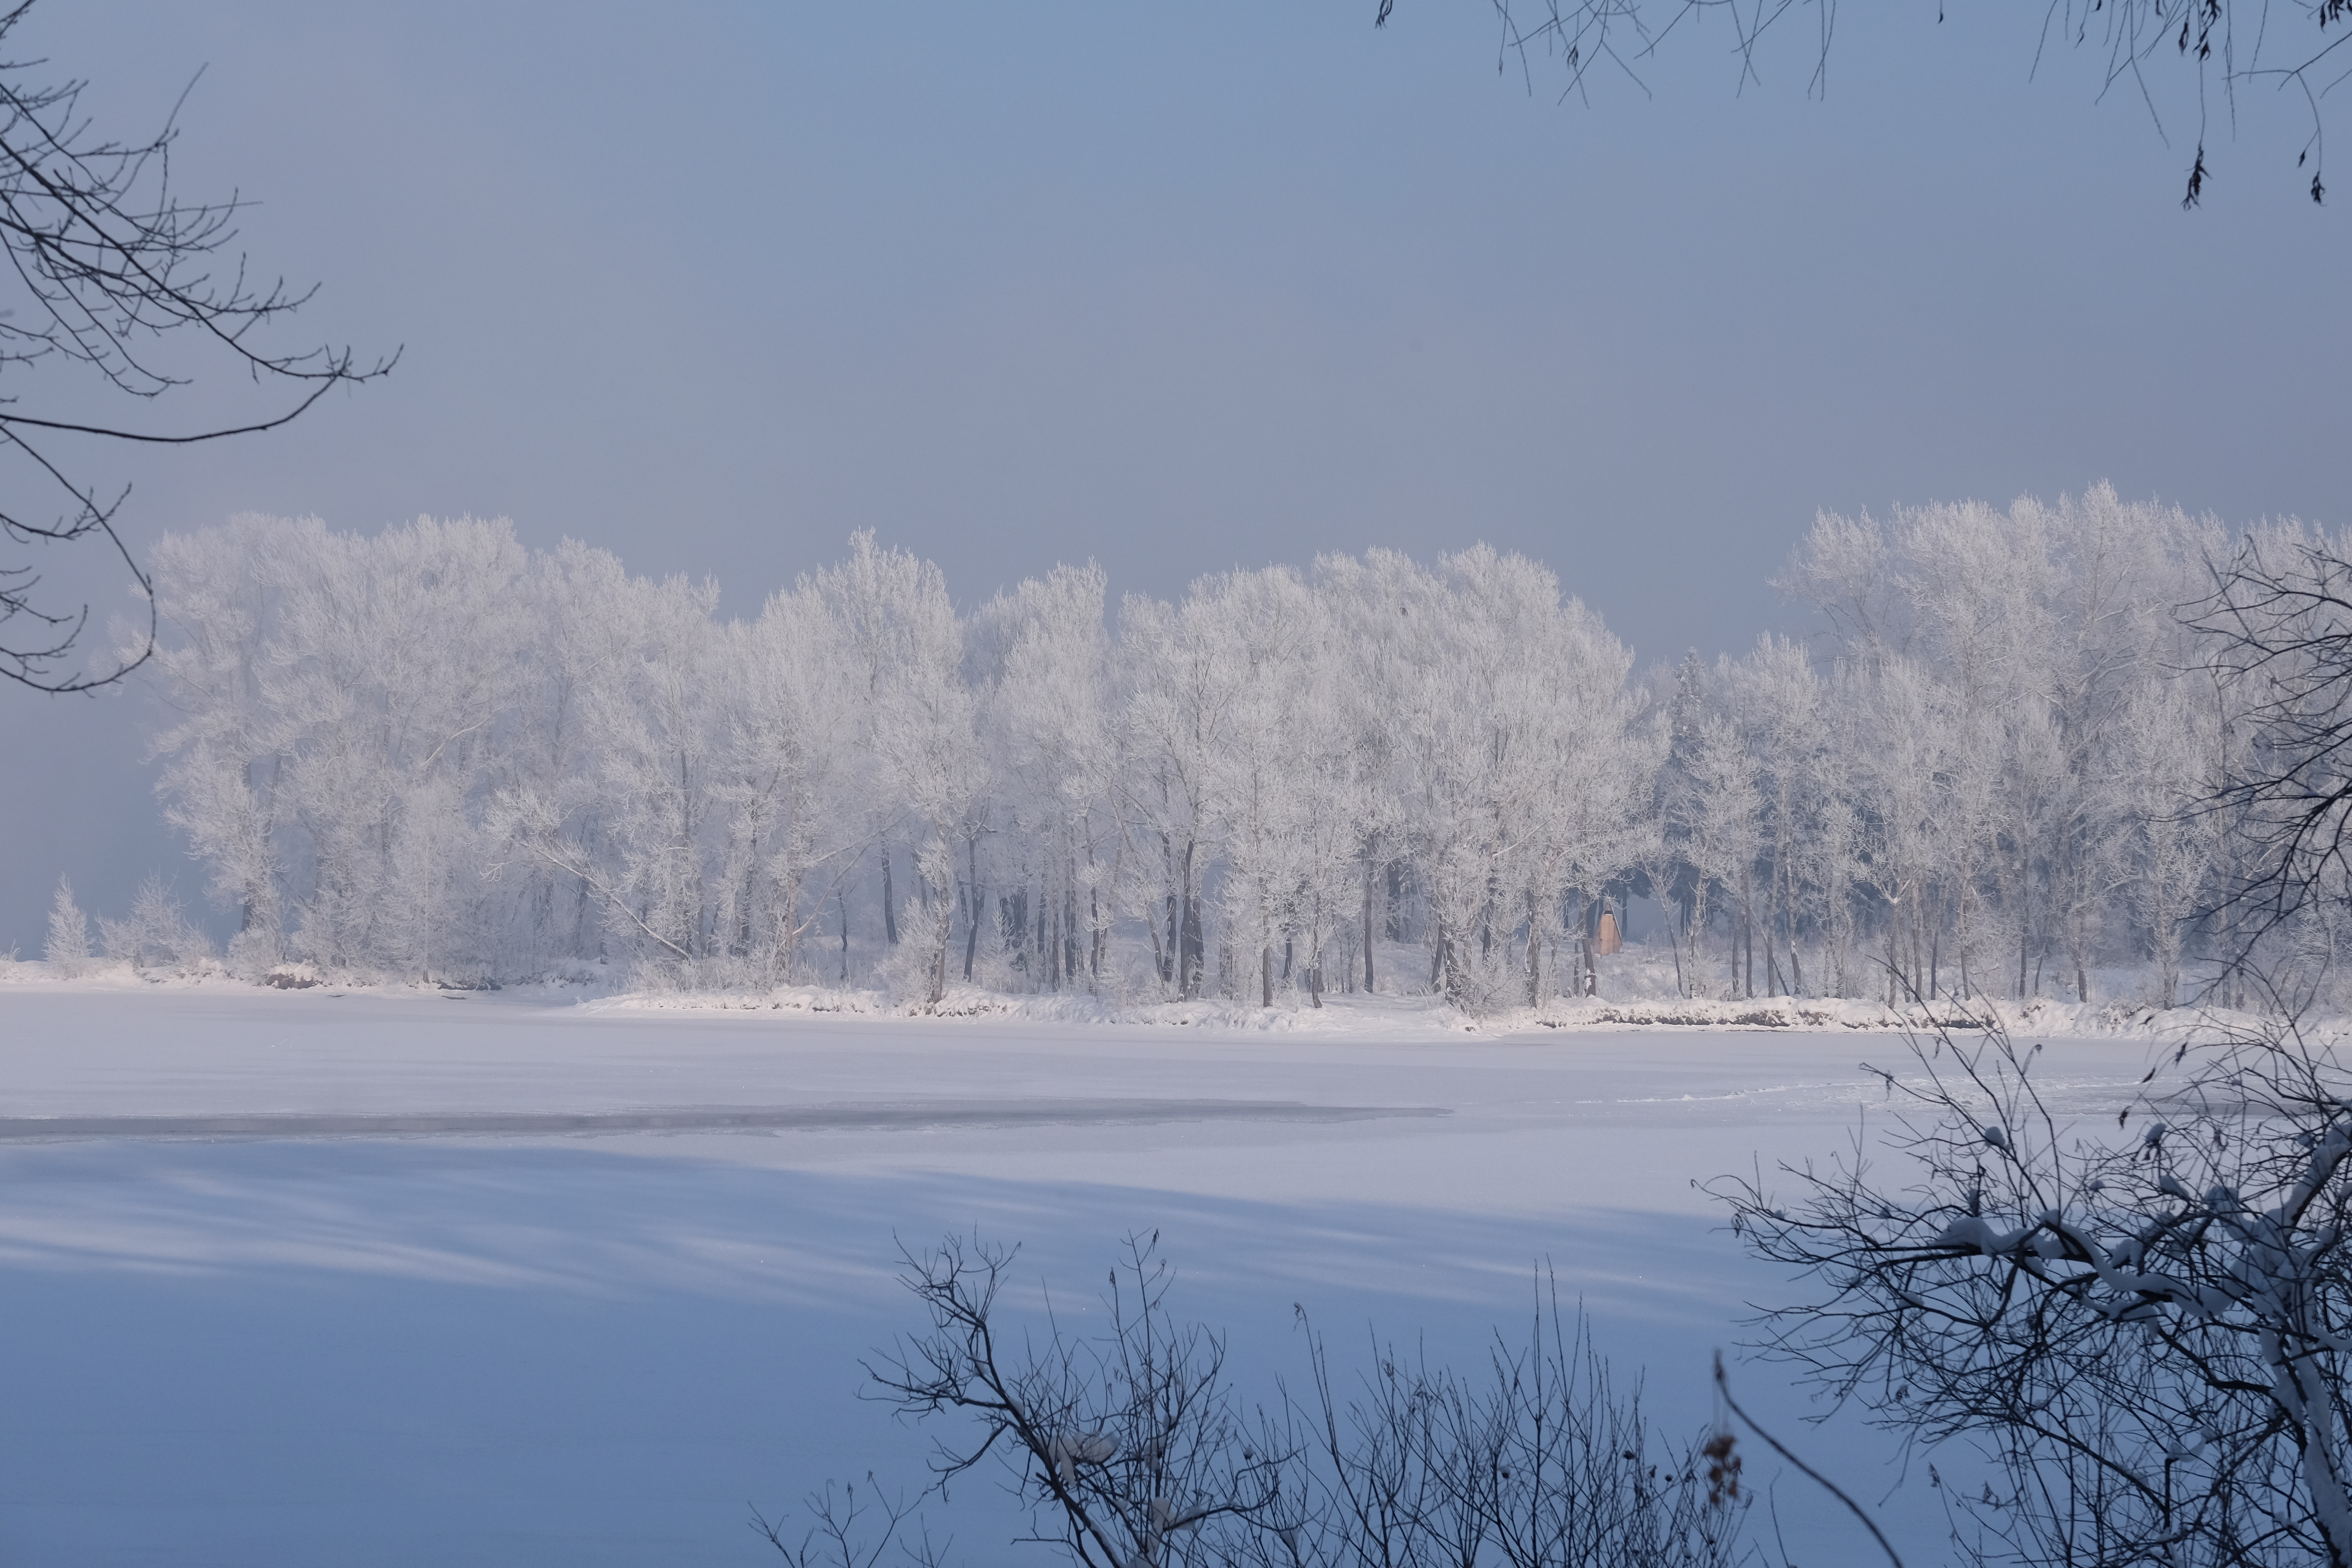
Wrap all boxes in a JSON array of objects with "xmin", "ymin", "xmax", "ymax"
[
  {"xmin": 1514, "ymin": 992, "xmax": 2347, "ymax": 1044},
  {"xmin": 588, "ymin": 982, "xmax": 1485, "ymax": 1037},
  {"xmin": 594, "ymin": 980, "xmax": 2334, "ymax": 1044},
  {"xmin": 0, "ymin": 956, "xmax": 191, "ymax": 990},
  {"xmin": 7, "ymin": 955, "xmax": 2342, "ymax": 1046}
]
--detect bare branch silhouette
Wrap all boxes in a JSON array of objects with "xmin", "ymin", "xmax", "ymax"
[{"xmin": 0, "ymin": 0, "xmax": 394, "ymax": 692}]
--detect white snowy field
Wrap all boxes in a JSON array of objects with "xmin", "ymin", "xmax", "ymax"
[{"xmin": 0, "ymin": 985, "xmax": 2180, "ymax": 1567}]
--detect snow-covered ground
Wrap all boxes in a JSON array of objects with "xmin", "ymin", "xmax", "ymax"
[{"xmin": 0, "ymin": 983, "xmax": 2190, "ymax": 1566}]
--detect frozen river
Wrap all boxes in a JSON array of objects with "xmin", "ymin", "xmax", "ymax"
[{"xmin": 0, "ymin": 985, "xmax": 2174, "ymax": 1566}]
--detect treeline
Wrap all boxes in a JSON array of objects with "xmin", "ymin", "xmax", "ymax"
[{"xmin": 139, "ymin": 486, "xmax": 2328, "ymax": 1010}]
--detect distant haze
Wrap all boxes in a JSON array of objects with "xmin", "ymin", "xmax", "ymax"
[{"xmin": 2, "ymin": 0, "xmax": 2344, "ymax": 952}]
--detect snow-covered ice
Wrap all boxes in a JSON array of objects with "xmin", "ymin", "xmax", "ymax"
[{"xmin": 0, "ymin": 984, "xmax": 2180, "ymax": 1565}]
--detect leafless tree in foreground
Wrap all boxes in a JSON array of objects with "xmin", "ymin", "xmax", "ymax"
[
  {"xmin": 856, "ymin": 1231, "xmax": 1295, "ymax": 1568},
  {"xmin": 1711, "ymin": 1017, "xmax": 2352, "ymax": 1566},
  {"xmin": 1273, "ymin": 1284, "xmax": 1744, "ymax": 1568},
  {"xmin": 0, "ymin": 0, "xmax": 393, "ymax": 692},
  {"xmin": 1379, "ymin": 0, "xmax": 2352, "ymax": 207},
  {"xmin": 765, "ymin": 1231, "xmax": 1744, "ymax": 1567},
  {"xmin": 2195, "ymin": 534, "xmax": 2352, "ymax": 969}
]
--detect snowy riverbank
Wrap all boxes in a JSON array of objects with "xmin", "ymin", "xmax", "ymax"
[{"xmin": 5, "ymin": 954, "xmax": 2318, "ymax": 1049}]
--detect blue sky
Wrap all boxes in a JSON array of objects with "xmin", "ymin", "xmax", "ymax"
[{"xmin": 3, "ymin": 0, "xmax": 2345, "ymax": 949}]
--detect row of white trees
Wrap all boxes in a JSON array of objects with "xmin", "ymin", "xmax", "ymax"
[
  {"xmin": 142, "ymin": 516, "xmax": 1651, "ymax": 1007},
  {"xmin": 137, "ymin": 489, "xmax": 2332, "ymax": 1010}
]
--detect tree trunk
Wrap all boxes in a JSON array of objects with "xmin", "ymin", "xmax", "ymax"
[
  {"xmin": 1743, "ymin": 908, "xmax": 1754, "ymax": 998},
  {"xmin": 2017, "ymin": 908, "xmax": 2030, "ymax": 1001},
  {"xmin": 1580, "ymin": 895, "xmax": 1597, "ymax": 997},
  {"xmin": 1780, "ymin": 851, "xmax": 1803, "ymax": 996},
  {"xmin": 1526, "ymin": 902, "xmax": 1543, "ymax": 1007},
  {"xmin": 1885, "ymin": 909, "xmax": 1899, "ymax": 1009},
  {"xmin": 1667, "ymin": 896, "xmax": 1686, "ymax": 998},
  {"xmin": 1261, "ymin": 945, "xmax": 1273, "ymax": 1008},
  {"xmin": 1730, "ymin": 909, "xmax": 1740, "ymax": 999},
  {"xmin": 882, "ymin": 848, "xmax": 899, "ymax": 945},
  {"xmin": 1043, "ymin": 880, "xmax": 1058, "ymax": 991},
  {"xmin": 921, "ymin": 867, "xmax": 951, "ymax": 1009},
  {"xmin": 1362, "ymin": 864, "xmax": 1376, "ymax": 994},
  {"xmin": 1178, "ymin": 839, "xmax": 1204, "ymax": 999},
  {"xmin": 962, "ymin": 839, "xmax": 981, "ymax": 980}
]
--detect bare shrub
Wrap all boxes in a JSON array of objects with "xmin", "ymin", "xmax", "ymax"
[{"xmin": 766, "ymin": 1233, "xmax": 1744, "ymax": 1568}]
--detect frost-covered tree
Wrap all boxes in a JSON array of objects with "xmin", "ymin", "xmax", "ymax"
[
  {"xmin": 148, "ymin": 514, "xmax": 304, "ymax": 974},
  {"xmin": 158, "ymin": 515, "xmax": 571, "ymax": 982},
  {"xmin": 488, "ymin": 539, "xmax": 636, "ymax": 973},
  {"xmin": 97, "ymin": 873, "xmax": 212, "ymax": 976},
  {"xmin": 812, "ymin": 532, "xmax": 980, "ymax": 1007},
  {"xmin": 1731, "ymin": 637, "xmax": 1826, "ymax": 998},
  {"xmin": 1312, "ymin": 550, "xmax": 1420, "ymax": 994},
  {"xmin": 1118, "ymin": 582, "xmax": 1253, "ymax": 999},
  {"xmin": 1194, "ymin": 566, "xmax": 1325, "ymax": 1008},
  {"xmin": 1367, "ymin": 545, "xmax": 1649, "ymax": 1010},
  {"xmin": 718, "ymin": 582, "xmax": 865, "ymax": 981},
  {"xmin": 265, "ymin": 518, "xmax": 531, "ymax": 980},
  {"xmin": 43, "ymin": 876, "xmax": 91, "ymax": 976},
  {"xmin": 967, "ymin": 563, "xmax": 1119, "ymax": 992},
  {"xmin": 1679, "ymin": 709, "xmax": 1765, "ymax": 999},
  {"xmin": 2121, "ymin": 681, "xmax": 2227, "ymax": 1007}
]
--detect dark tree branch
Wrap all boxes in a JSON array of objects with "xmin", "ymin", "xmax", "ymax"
[
  {"xmin": 1714, "ymin": 1011, "xmax": 2352, "ymax": 1566},
  {"xmin": 1713, "ymin": 1350, "xmax": 1904, "ymax": 1568},
  {"xmin": 0, "ymin": 0, "xmax": 394, "ymax": 693},
  {"xmin": 1382, "ymin": 0, "xmax": 2351, "ymax": 204},
  {"xmin": 2190, "ymin": 536, "xmax": 2352, "ymax": 963}
]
